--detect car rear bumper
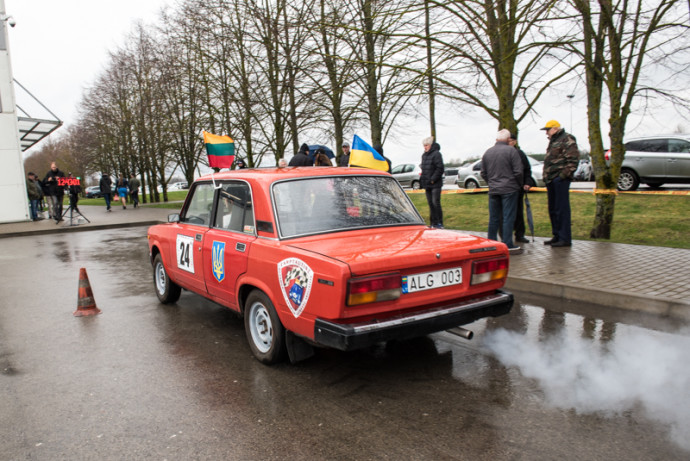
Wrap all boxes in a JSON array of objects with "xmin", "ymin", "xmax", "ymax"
[{"xmin": 313, "ymin": 289, "xmax": 513, "ymax": 351}]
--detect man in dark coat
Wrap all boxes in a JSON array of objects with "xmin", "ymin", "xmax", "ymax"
[
  {"xmin": 338, "ymin": 142, "xmax": 351, "ymax": 167},
  {"xmin": 289, "ymin": 143, "xmax": 312, "ymax": 166},
  {"xmin": 99, "ymin": 172, "xmax": 113, "ymax": 212},
  {"xmin": 419, "ymin": 137, "xmax": 444, "ymax": 228},
  {"xmin": 43, "ymin": 162, "xmax": 65, "ymax": 222},
  {"xmin": 509, "ymin": 132, "xmax": 532, "ymax": 243}
]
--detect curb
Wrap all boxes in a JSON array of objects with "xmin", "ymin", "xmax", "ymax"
[{"xmin": 0, "ymin": 220, "xmax": 163, "ymax": 239}]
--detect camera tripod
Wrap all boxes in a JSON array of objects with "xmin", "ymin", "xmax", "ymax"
[{"xmin": 59, "ymin": 195, "xmax": 90, "ymax": 226}]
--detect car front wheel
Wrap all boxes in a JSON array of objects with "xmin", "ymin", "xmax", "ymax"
[
  {"xmin": 411, "ymin": 180, "xmax": 420, "ymax": 190},
  {"xmin": 153, "ymin": 253, "xmax": 181, "ymax": 304},
  {"xmin": 617, "ymin": 168, "xmax": 640, "ymax": 191},
  {"xmin": 244, "ymin": 290, "xmax": 286, "ymax": 364}
]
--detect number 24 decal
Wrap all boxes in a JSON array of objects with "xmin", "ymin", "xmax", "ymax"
[{"xmin": 176, "ymin": 234, "xmax": 195, "ymax": 273}]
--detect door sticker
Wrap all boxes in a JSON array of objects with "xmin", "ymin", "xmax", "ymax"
[
  {"xmin": 176, "ymin": 234, "xmax": 195, "ymax": 273},
  {"xmin": 277, "ymin": 258, "xmax": 314, "ymax": 318},
  {"xmin": 212, "ymin": 241, "xmax": 225, "ymax": 282}
]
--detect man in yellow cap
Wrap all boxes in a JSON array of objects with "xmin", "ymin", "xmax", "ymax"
[{"xmin": 541, "ymin": 120, "xmax": 579, "ymax": 247}]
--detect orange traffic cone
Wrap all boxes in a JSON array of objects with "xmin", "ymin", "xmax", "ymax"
[{"xmin": 74, "ymin": 268, "xmax": 102, "ymax": 317}]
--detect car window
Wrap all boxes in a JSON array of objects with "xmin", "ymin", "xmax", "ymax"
[
  {"xmin": 446, "ymin": 169, "xmax": 458, "ymax": 175},
  {"xmin": 213, "ymin": 181, "xmax": 254, "ymax": 234},
  {"xmin": 391, "ymin": 165, "xmax": 404, "ymax": 174},
  {"xmin": 181, "ymin": 183, "xmax": 215, "ymax": 226},
  {"xmin": 668, "ymin": 139, "xmax": 690, "ymax": 153},
  {"xmin": 626, "ymin": 139, "xmax": 667, "ymax": 153},
  {"xmin": 273, "ymin": 176, "xmax": 423, "ymax": 238},
  {"xmin": 404, "ymin": 164, "xmax": 415, "ymax": 173},
  {"xmin": 473, "ymin": 161, "xmax": 482, "ymax": 171}
]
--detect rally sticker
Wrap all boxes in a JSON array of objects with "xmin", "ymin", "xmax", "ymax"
[
  {"xmin": 211, "ymin": 241, "xmax": 225, "ymax": 282},
  {"xmin": 176, "ymin": 234, "xmax": 195, "ymax": 273},
  {"xmin": 277, "ymin": 258, "xmax": 314, "ymax": 318}
]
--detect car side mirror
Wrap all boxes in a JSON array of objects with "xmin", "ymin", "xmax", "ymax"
[{"xmin": 168, "ymin": 213, "xmax": 180, "ymax": 223}]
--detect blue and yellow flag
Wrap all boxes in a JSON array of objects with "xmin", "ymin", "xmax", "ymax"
[
  {"xmin": 349, "ymin": 135, "xmax": 389, "ymax": 172},
  {"xmin": 203, "ymin": 131, "xmax": 235, "ymax": 169}
]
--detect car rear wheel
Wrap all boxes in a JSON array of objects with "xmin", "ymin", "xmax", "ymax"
[
  {"xmin": 617, "ymin": 168, "xmax": 640, "ymax": 191},
  {"xmin": 153, "ymin": 253, "xmax": 181, "ymax": 304},
  {"xmin": 465, "ymin": 179, "xmax": 479, "ymax": 190},
  {"xmin": 411, "ymin": 180, "xmax": 420, "ymax": 190},
  {"xmin": 244, "ymin": 290, "xmax": 286, "ymax": 364}
]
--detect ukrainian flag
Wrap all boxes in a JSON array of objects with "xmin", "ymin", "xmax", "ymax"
[
  {"xmin": 349, "ymin": 135, "xmax": 389, "ymax": 172},
  {"xmin": 203, "ymin": 131, "xmax": 235, "ymax": 169}
]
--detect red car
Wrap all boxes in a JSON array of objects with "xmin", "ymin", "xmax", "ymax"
[{"xmin": 147, "ymin": 167, "xmax": 513, "ymax": 364}]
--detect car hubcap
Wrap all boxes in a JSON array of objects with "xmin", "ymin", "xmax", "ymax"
[
  {"xmin": 155, "ymin": 262, "xmax": 166, "ymax": 294},
  {"xmin": 619, "ymin": 173, "xmax": 633, "ymax": 190},
  {"xmin": 249, "ymin": 302, "xmax": 273, "ymax": 353}
]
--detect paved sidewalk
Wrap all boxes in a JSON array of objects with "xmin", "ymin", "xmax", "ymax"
[{"xmin": 2, "ymin": 205, "xmax": 689, "ymax": 321}]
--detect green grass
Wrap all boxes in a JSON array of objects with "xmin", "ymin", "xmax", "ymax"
[
  {"xmin": 73, "ymin": 190, "xmax": 188, "ymax": 209},
  {"xmin": 408, "ymin": 190, "xmax": 690, "ymax": 249}
]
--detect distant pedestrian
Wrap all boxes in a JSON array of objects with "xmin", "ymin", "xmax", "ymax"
[
  {"xmin": 99, "ymin": 172, "xmax": 113, "ymax": 211},
  {"xmin": 541, "ymin": 120, "xmax": 579, "ymax": 247},
  {"xmin": 289, "ymin": 143, "xmax": 312, "ymax": 166},
  {"xmin": 115, "ymin": 173, "xmax": 129, "ymax": 209},
  {"xmin": 129, "ymin": 173, "xmax": 141, "ymax": 208},
  {"xmin": 313, "ymin": 148, "xmax": 332, "ymax": 166},
  {"xmin": 43, "ymin": 162, "xmax": 65, "ymax": 222},
  {"xmin": 420, "ymin": 136, "xmax": 444, "ymax": 228},
  {"xmin": 26, "ymin": 172, "xmax": 41, "ymax": 221},
  {"xmin": 339, "ymin": 142, "xmax": 351, "ymax": 167},
  {"xmin": 509, "ymin": 132, "xmax": 532, "ymax": 244},
  {"xmin": 235, "ymin": 159, "xmax": 247, "ymax": 169},
  {"xmin": 481, "ymin": 129, "xmax": 524, "ymax": 254}
]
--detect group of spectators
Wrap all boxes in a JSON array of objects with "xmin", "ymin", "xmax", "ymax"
[{"xmin": 25, "ymin": 163, "xmax": 144, "ymax": 221}]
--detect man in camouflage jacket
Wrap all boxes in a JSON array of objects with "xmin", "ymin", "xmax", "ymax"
[{"xmin": 541, "ymin": 120, "xmax": 579, "ymax": 247}]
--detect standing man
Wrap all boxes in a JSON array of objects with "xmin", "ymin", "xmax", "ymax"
[
  {"xmin": 129, "ymin": 173, "xmax": 141, "ymax": 208},
  {"xmin": 509, "ymin": 132, "xmax": 532, "ymax": 243},
  {"xmin": 43, "ymin": 162, "xmax": 65, "ymax": 222},
  {"xmin": 289, "ymin": 143, "xmax": 312, "ymax": 166},
  {"xmin": 420, "ymin": 136, "xmax": 444, "ymax": 228},
  {"xmin": 541, "ymin": 120, "xmax": 579, "ymax": 247},
  {"xmin": 26, "ymin": 172, "xmax": 41, "ymax": 221},
  {"xmin": 99, "ymin": 172, "xmax": 113, "ymax": 212},
  {"xmin": 339, "ymin": 141, "xmax": 351, "ymax": 166},
  {"xmin": 481, "ymin": 129, "xmax": 524, "ymax": 253}
]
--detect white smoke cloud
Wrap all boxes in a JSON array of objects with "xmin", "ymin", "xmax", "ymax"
[{"xmin": 483, "ymin": 327, "xmax": 690, "ymax": 451}]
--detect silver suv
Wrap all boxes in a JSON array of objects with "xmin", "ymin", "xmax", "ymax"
[{"xmin": 611, "ymin": 135, "xmax": 690, "ymax": 191}]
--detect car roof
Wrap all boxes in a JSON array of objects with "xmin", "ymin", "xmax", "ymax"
[
  {"xmin": 196, "ymin": 166, "xmax": 390, "ymax": 186},
  {"xmin": 625, "ymin": 134, "xmax": 690, "ymax": 142}
]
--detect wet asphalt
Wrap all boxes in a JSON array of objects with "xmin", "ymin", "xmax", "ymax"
[{"xmin": 1, "ymin": 227, "xmax": 689, "ymax": 460}]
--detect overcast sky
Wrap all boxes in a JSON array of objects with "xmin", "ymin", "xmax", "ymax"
[{"xmin": 4, "ymin": 0, "xmax": 682, "ymax": 166}]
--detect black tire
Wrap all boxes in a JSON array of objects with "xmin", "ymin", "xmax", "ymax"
[
  {"xmin": 244, "ymin": 290, "xmax": 286, "ymax": 364},
  {"xmin": 617, "ymin": 168, "xmax": 640, "ymax": 191},
  {"xmin": 411, "ymin": 180, "xmax": 421, "ymax": 190},
  {"xmin": 465, "ymin": 179, "xmax": 479, "ymax": 190},
  {"xmin": 153, "ymin": 253, "xmax": 181, "ymax": 304}
]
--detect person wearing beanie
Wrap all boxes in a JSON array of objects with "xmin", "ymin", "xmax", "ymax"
[{"xmin": 289, "ymin": 143, "xmax": 313, "ymax": 166}]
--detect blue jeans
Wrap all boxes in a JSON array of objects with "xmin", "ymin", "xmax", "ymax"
[
  {"xmin": 425, "ymin": 187, "xmax": 443, "ymax": 227},
  {"xmin": 29, "ymin": 199, "xmax": 39, "ymax": 220},
  {"xmin": 546, "ymin": 177, "xmax": 572, "ymax": 244},
  {"xmin": 488, "ymin": 191, "xmax": 519, "ymax": 248},
  {"xmin": 104, "ymin": 193, "xmax": 112, "ymax": 210}
]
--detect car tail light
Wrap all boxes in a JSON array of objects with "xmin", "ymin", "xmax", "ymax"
[
  {"xmin": 605, "ymin": 149, "xmax": 611, "ymax": 161},
  {"xmin": 347, "ymin": 273, "xmax": 401, "ymax": 306},
  {"xmin": 471, "ymin": 258, "xmax": 508, "ymax": 285}
]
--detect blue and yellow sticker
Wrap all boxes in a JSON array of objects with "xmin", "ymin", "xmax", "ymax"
[{"xmin": 212, "ymin": 241, "xmax": 225, "ymax": 282}]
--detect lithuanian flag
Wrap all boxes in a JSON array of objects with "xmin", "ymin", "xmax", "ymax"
[
  {"xmin": 203, "ymin": 131, "xmax": 235, "ymax": 169},
  {"xmin": 349, "ymin": 134, "xmax": 389, "ymax": 172}
]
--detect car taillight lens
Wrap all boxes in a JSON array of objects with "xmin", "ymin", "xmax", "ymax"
[
  {"xmin": 605, "ymin": 149, "xmax": 611, "ymax": 161},
  {"xmin": 347, "ymin": 273, "xmax": 401, "ymax": 306},
  {"xmin": 471, "ymin": 258, "xmax": 508, "ymax": 285}
]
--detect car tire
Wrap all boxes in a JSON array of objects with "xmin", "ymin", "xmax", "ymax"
[
  {"xmin": 244, "ymin": 290, "xmax": 286, "ymax": 364},
  {"xmin": 465, "ymin": 179, "xmax": 479, "ymax": 190},
  {"xmin": 617, "ymin": 168, "xmax": 640, "ymax": 191},
  {"xmin": 411, "ymin": 180, "xmax": 420, "ymax": 190},
  {"xmin": 153, "ymin": 253, "xmax": 181, "ymax": 304}
]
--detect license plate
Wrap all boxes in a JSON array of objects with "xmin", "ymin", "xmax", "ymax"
[{"xmin": 402, "ymin": 267, "xmax": 462, "ymax": 294}]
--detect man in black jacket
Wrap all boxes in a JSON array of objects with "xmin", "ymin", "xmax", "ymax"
[
  {"xmin": 420, "ymin": 137, "xmax": 444, "ymax": 228},
  {"xmin": 99, "ymin": 172, "xmax": 113, "ymax": 211},
  {"xmin": 43, "ymin": 162, "xmax": 65, "ymax": 222},
  {"xmin": 509, "ymin": 132, "xmax": 532, "ymax": 243},
  {"xmin": 289, "ymin": 143, "xmax": 312, "ymax": 166}
]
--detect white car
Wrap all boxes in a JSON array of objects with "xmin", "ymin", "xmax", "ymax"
[{"xmin": 456, "ymin": 157, "xmax": 545, "ymax": 189}]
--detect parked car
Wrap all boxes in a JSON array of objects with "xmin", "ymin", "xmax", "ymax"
[
  {"xmin": 391, "ymin": 163, "xmax": 422, "ymax": 189},
  {"xmin": 456, "ymin": 157, "xmax": 545, "ymax": 189},
  {"xmin": 606, "ymin": 135, "xmax": 690, "ymax": 191},
  {"xmin": 168, "ymin": 181, "xmax": 189, "ymax": 191},
  {"xmin": 147, "ymin": 168, "xmax": 514, "ymax": 364},
  {"xmin": 574, "ymin": 159, "xmax": 594, "ymax": 181},
  {"xmin": 443, "ymin": 168, "xmax": 459, "ymax": 185},
  {"xmin": 85, "ymin": 186, "xmax": 102, "ymax": 198}
]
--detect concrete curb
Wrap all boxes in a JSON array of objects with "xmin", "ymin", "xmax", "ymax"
[{"xmin": 0, "ymin": 220, "xmax": 163, "ymax": 239}]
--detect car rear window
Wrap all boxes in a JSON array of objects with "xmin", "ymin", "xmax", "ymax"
[{"xmin": 272, "ymin": 176, "xmax": 423, "ymax": 238}]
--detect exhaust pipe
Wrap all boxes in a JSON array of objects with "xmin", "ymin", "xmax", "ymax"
[{"xmin": 447, "ymin": 326, "xmax": 474, "ymax": 340}]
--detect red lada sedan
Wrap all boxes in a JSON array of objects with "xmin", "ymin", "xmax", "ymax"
[{"xmin": 147, "ymin": 167, "xmax": 513, "ymax": 364}]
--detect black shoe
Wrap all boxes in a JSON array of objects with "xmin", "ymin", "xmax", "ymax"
[
  {"xmin": 551, "ymin": 241, "xmax": 571, "ymax": 247},
  {"xmin": 544, "ymin": 238, "xmax": 558, "ymax": 245},
  {"xmin": 516, "ymin": 236, "xmax": 530, "ymax": 243}
]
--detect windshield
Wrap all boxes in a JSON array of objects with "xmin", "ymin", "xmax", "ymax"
[{"xmin": 272, "ymin": 175, "xmax": 423, "ymax": 238}]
